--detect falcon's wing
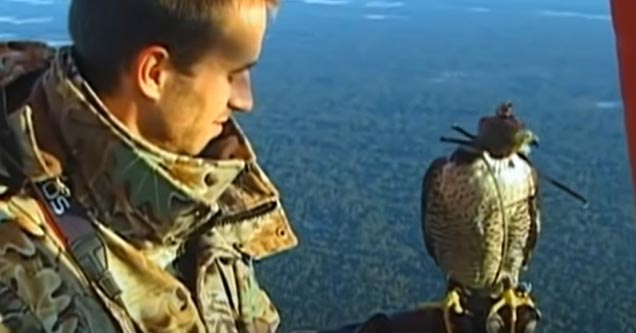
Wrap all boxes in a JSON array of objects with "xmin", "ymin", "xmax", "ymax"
[
  {"xmin": 518, "ymin": 154, "xmax": 541, "ymax": 268},
  {"xmin": 420, "ymin": 157, "xmax": 449, "ymax": 267}
]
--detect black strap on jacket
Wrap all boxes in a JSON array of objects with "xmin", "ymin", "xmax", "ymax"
[{"xmin": 31, "ymin": 177, "xmax": 125, "ymax": 306}]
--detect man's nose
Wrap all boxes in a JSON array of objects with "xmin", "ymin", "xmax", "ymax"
[{"xmin": 228, "ymin": 70, "xmax": 253, "ymax": 112}]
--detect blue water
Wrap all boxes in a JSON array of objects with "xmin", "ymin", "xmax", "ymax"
[{"xmin": 2, "ymin": 0, "xmax": 634, "ymax": 332}]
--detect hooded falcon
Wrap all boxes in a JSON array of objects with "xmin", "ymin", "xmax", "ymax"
[{"xmin": 420, "ymin": 102, "xmax": 541, "ymax": 332}]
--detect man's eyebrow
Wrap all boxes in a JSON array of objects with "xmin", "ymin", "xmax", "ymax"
[{"xmin": 231, "ymin": 60, "xmax": 258, "ymax": 73}]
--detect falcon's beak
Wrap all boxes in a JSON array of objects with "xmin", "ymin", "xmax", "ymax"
[
  {"xmin": 523, "ymin": 129, "xmax": 539, "ymax": 148},
  {"xmin": 530, "ymin": 136, "xmax": 539, "ymax": 148},
  {"xmin": 515, "ymin": 129, "xmax": 539, "ymax": 154}
]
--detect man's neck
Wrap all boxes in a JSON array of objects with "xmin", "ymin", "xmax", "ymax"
[
  {"xmin": 99, "ymin": 89, "xmax": 144, "ymax": 140},
  {"xmin": 100, "ymin": 91, "xmax": 184, "ymax": 154}
]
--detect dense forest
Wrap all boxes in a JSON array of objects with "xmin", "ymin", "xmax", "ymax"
[{"xmin": 241, "ymin": 2, "xmax": 634, "ymax": 332}]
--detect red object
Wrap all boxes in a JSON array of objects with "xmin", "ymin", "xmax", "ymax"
[
  {"xmin": 31, "ymin": 184, "xmax": 70, "ymax": 251},
  {"xmin": 611, "ymin": 0, "xmax": 636, "ymax": 195}
]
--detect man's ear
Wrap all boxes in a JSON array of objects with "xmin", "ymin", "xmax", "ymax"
[{"xmin": 133, "ymin": 45, "xmax": 171, "ymax": 101}]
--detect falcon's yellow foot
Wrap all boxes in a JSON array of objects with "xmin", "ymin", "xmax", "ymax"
[
  {"xmin": 418, "ymin": 288, "xmax": 466, "ymax": 333},
  {"xmin": 487, "ymin": 286, "xmax": 536, "ymax": 332}
]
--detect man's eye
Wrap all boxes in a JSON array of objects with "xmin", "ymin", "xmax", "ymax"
[
  {"xmin": 229, "ymin": 69, "xmax": 249, "ymax": 83},
  {"xmin": 228, "ymin": 70, "xmax": 242, "ymax": 83}
]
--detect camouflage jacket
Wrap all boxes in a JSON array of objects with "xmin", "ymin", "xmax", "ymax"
[{"xmin": 0, "ymin": 41, "xmax": 298, "ymax": 333}]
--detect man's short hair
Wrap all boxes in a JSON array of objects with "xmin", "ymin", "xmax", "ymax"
[{"xmin": 68, "ymin": 0, "xmax": 278, "ymax": 94}]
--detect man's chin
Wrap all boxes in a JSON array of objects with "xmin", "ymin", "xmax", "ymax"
[{"xmin": 209, "ymin": 123, "xmax": 226, "ymax": 140}]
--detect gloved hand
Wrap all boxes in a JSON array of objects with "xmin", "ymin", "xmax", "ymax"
[{"xmin": 287, "ymin": 300, "xmax": 541, "ymax": 333}]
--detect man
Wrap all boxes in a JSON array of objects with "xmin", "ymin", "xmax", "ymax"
[{"xmin": 0, "ymin": 0, "xmax": 298, "ymax": 332}]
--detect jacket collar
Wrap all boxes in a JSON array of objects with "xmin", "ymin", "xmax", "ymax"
[{"xmin": 1, "ymin": 44, "xmax": 297, "ymax": 259}]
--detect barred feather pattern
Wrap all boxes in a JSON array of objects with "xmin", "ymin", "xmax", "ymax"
[{"xmin": 422, "ymin": 151, "xmax": 539, "ymax": 295}]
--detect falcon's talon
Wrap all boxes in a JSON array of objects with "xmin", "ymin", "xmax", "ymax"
[
  {"xmin": 517, "ymin": 281, "xmax": 532, "ymax": 294},
  {"xmin": 487, "ymin": 287, "xmax": 536, "ymax": 332},
  {"xmin": 417, "ymin": 288, "xmax": 465, "ymax": 333}
]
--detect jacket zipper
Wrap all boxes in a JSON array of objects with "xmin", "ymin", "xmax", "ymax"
[{"xmin": 214, "ymin": 201, "xmax": 278, "ymax": 227}]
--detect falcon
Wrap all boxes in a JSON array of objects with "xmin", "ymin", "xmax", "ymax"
[{"xmin": 420, "ymin": 102, "xmax": 541, "ymax": 333}]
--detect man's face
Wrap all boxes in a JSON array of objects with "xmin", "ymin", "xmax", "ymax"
[{"xmin": 140, "ymin": 4, "xmax": 268, "ymax": 156}]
